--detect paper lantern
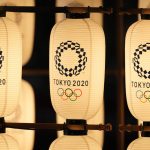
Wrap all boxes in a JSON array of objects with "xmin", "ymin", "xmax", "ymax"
[
  {"xmin": 50, "ymin": 17, "xmax": 105, "ymax": 120},
  {"xmin": 0, "ymin": 17, "xmax": 22, "ymax": 117},
  {"xmin": 125, "ymin": 20, "xmax": 150, "ymax": 121},
  {"xmin": 5, "ymin": 80, "xmax": 35, "ymax": 150},
  {"xmin": 55, "ymin": 0, "xmax": 104, "ymax": 145},
  {"xmin": 49, "ymin": 135, "xmax": 101, "ymax": 150},
  {"xmin": 0, "ymin": 134, "xmax": 19, "ymax": 150},
  {"xmin": 0, "ymin": 0, "xmax": 35, "ymax": 66},
  {"xmin": 127, "ymin": 137, "xmax": 150, "ymax": 150}
]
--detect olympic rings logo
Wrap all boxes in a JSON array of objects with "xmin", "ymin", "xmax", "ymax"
[
  {"xmin": 136, "ymin": 90, "xmax": 150, "ymax": 103},
  {"xmin": 57, "ymin": 88, "xmax": 82, "ymax": 101}
]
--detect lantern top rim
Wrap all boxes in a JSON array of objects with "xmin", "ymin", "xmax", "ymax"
[
  {"xmin": 65, "ymin": 7, "xmax": 90, "ymax": 19},
  {"xmin": 66, "ymin": 12, "xmax": 90, "ymax": 19}
]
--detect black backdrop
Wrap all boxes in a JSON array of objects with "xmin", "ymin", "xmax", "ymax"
[{"xmin": 22, "ymin": 0, "xmax": 139, "ymax": 150}]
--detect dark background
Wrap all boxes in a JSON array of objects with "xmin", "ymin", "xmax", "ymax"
[{"xmin": 23, "ymin": 0, "xmax": 139, "ymax": 149}]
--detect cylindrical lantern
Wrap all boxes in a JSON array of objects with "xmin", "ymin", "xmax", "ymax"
[
  {"xmin": 0, "ymin": 17, "xmax": 22, "ymax": 117},
  {"xmin": 127, "ymin": 137, "xmax": 150, "ymax": 150},
  {"xmin": 50, "ymin": 17, "xmax": 105, "ymax": 120},
  {"xmin": 55, "ymin": 1, "xmax": 104, "ymax": 145},
  {"xmin": 0, "ymin": 0, "xmax": 35, "ymax": 66},
  {"xmin": 0, "ymin": 134, "xmax": 19, "ymax": 150},
  {"xmin": 49, "ymin": 136, "xmax": 101, "ymax": 150},
  {"xmin": 125, "ymin": 20, "xmax": 150, "ymax": 121},
  {"xmin": 5, "ymin": 80, "xmax": 35, "ymax": 150}
]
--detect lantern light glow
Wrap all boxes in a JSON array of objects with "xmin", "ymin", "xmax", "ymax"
[
  {"xmin": 50, "ymin": 17, "xmax": 105, "ymax": 120},
  {"xmin": 49, "ymin": 135, "xmax": 102, "ymax": 150},
  {"xmin": 125, "ymin": 20, "xmax": 150, "ymax": 121},
  {"xmin": 0, "ymin": 17, "xmax": 22, "ymax": 117}
]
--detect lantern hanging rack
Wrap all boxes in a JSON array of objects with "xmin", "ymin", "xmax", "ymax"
[
  {"xmin": 0, "ymin": 118, "xmax": 112, "ymax": 134},
  {"xmin": 0, "ymin": 6, "xmax": 150, "ymax": 16},
  {"xmin": 0, "ymin": 6, "xmax": 113, "ymax": 17},
  {"xmin": 119, "ymin": 123, "xmax": 150, "ymax": 132},
  {"xmin": 119, "ymin": 8, "xmax": 150, "ymax": 15},
  {"xmin": 5, "ymin": 123, "xmax": 112, "ymax": 131}
]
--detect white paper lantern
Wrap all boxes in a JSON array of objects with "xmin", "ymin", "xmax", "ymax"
[
  {"xmin": 0, "ymin": 17, "xmax": 22, "ymax": 117},
  {"xmin": 5, "ymin": 80, "xmax": 35, "ymax": 150},
  {"xmin": 0, "ymin": 0, "xmax": 35, "ymax": 66},
  {"xmin": 55, "ymin": 1, "xmax": 104, "ymax": 145},
  {"xmin": 49, "ymin": 135, "xmax": 101, "ymax": 150},
  {"xmin": 125, "ymin": 20, "xmax": 150, "ymax": 121},
  {"xmin": 127, "ymin": 137, "xmax": 150, "ymax": 150},
  {"xmin": 50, "ymin": 18, "xmax": 105, "ymax": 120},
  {"xmin": 0, "ymin": 134, "xmax": 19, "ymax": 150}
]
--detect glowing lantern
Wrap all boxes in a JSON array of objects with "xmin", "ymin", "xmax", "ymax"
[
  {"xmin": 0, "ymin": 134, "xmax": 19, "ymax": 150},
  {"xmin": 55, "ymin": 1, "xmax": 104, "ymax": 146},
  {"xmin": 125, "ymin": 20, "xmax": 150, "ymax": 121},
  {"xmin": 126, "ymin": 19, "xmax": 150, "ymax": 149},
  {"xmin": 5, "ymin": 80, "xmax": 35, "ymax": 150},
  {"xmin": 0, "ymin": 17, "xmax": 22, "ymax": 117},
  {"xmin": 49, "ymin": 136, "xmax": 101, "ymax": 150},
  {"xmin": 0, "ymin": 0, "xmax": 35, "ymax": 66},
  {"xmin": 50, "ymin": 15, "xmax": 105, "ymax": 120}
]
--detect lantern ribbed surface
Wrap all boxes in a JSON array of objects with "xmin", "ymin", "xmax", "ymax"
[
  {"xmin": 50, "ymin": 18, "xmax": 105, "ymax": 120},
  {"xmin": 0, "ymin": 134, "xmax": 19, "ymax": 150},
  {"xmin": 127, "ymin": 137, "xmax": 150, "ymax": 150},
  {"xmin": 0, "ymin": 0, "xmax": 35, "ymax": 66},
  {"xmin": 49, "ymin": 136, "xmax": 101, "ymax": 150},
  {"xmin": 125, "ymin": 20, "xmax": 150, "ymax": 121},
  {"xmin": 56, "ymin": 1, "xmax": 104, "ymax": 146},
  {"xmin": 0, "ymin": 17, "xmax": 22, "ymax": 117},
  {"xmin": 5, "ymin": 80, "xmax": 35, "ymax": 150}
]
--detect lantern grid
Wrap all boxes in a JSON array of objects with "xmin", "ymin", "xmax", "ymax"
[{"xmin": 0, "ymin": 4, "xmax": 150, "ymax": 150}]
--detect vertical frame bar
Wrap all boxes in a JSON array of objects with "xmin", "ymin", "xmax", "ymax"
[{"xmin": 114, "ymin": 0, "xmax": 125, "ymax": 149}]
